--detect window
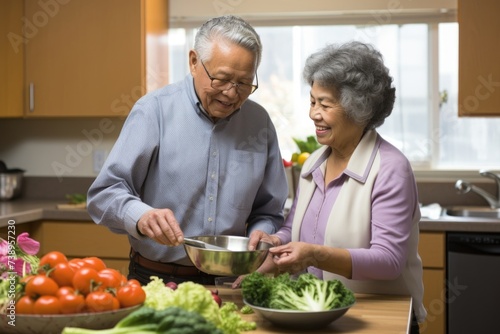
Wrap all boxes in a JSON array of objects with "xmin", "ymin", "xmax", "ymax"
[{"xmin": 166, "ymin": 22, "xmax": 500, "ymax": 170}]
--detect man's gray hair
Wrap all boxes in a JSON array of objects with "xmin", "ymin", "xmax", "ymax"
[{"xmin": 194, "ymin": 15, "xmax": 262, "ymax": 67}]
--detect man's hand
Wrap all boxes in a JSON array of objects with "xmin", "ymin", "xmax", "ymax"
[
  {"xmin": 137, "ymin": 208, "xmax": 184, "ymax": 246},
  {"xmin": 247, "ymin": 230, "xmax": 281, "ymax": 250}
]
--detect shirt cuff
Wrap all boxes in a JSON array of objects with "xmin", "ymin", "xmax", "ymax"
[
  {"xmin": 125, "ymin": 200, "xmax": 153, "ymax": 239},
  {"xmin": 247, "ymin": 220, "xmax": 276, "ymax": 236}
]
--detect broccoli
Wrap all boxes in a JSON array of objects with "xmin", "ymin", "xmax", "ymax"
[{"xmin": 241, "ymin": 272, "xmax": 355, "ymax": 312}]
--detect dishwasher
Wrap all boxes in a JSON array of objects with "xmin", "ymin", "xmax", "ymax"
[{"xmin": 447, "ymin": 232, "xmax": 500, "ymax": 334}]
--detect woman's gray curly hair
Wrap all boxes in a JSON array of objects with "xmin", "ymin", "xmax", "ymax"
[
  {"xmin": 194, "ymin": 15, "xmax": 262, "ymax": 67},
  {"xmin": 303, "ymin": 41, "xmax": 395, "ymax": 130}
]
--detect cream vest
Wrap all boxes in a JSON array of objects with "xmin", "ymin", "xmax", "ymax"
[{"xmin": 291, "ymin": 130, "xmax": 426, "ymax": 322}]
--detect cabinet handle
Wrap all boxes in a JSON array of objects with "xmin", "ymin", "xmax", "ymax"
[{"xmin": 29, "ymin": 83, "xmax": 34, "ymax": 112}]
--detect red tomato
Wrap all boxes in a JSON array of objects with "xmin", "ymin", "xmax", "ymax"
[
  {"xmin": 111, "ymin": 296, "xmax": 120, "ymax": 310},
  {"xmin": 85, "ymin": 291, "xmax": 115, "ymax": 312},
  {"xmin": 34, "ymin": 295, "xmax": 62, "ymax": 314},
  {"xmin": 116, "ymin": 284, "xmax": 146, "ymax": 308},
  {"xmin": 98, "ymin": 268, "xmax": 123, "ymax": 290},
  {"xmin": 282, "ymin": 159, "xmax": 293, "ymax": 167},
  {"xmin": 82, "ymin": 257, "xmax": 107, "ymax": 271},
  {"xmin": 25, "ymin": 275, "xmax": 59, "ymax": 297},
  {"xmin": 125, "ymin": 278, "xmax": 141, "ymax": 287},
  {"xmin": 49, "ymin": 262, "xmax": 75, "ymax": 287},
  {"xmin": 56, "ymin": 286, "xmax": 76, "ymax": 298},
  {"xmin": 119, "ymin": 275, "xmax": 128, "ymax": 286},
  {"xmin": 20, "ymin": 275, "xmax": 35, "ymax": 284},
  {"xmin": 39, "ymin": 251, "xmax": 68, "ymax": 268},
  {"xmin": 68, "ymin": 258, "xmax": 86, "ymax": 271},
  {"xmin": 73, "ymin": 267, "xmax": 100, "ymax": 295},
  {"xmin": 16, "ymin": 295, "xmax": 36, "ymax": 314},
  {"xmin": 59, "ymin": 292, "xmax": 86, "ymax": 314}
]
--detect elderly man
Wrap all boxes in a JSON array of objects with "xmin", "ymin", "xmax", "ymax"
[{"xmin": 87, "ymin": 15, "xmax": 288, "ymax": 285}]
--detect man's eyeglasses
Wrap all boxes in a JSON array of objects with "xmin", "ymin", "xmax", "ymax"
[{"xmin": 200, "ymin": 60, "xmax": 258, "ymax": 95}]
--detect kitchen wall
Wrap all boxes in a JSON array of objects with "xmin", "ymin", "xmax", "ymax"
[
  {"xmin": 0, "ymin": 118, "xmax": 124, "ymax": 178},
  {"xmin": 3, "ymin": 0, "xmax": 497, "ymax": 207},
  {"xmin": 0, "ymin": 115, "xmax": 496, "ymax": 207},
  {"xmin": 0, "ymin": 0, "xmax": 459, "ymax": 179}
]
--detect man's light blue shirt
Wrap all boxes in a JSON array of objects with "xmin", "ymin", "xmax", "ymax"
[{"xmin": 87, "ymin": 75, "xmax": 288, "ymax": 265}]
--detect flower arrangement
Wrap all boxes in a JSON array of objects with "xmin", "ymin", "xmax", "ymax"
[
  {"xmin": 0, "ymin": 232, "xmax": 40, "ymax": 314},
  {"xmin": 0, "ymin": 232, "xmax": 40, "ymax": 278}
]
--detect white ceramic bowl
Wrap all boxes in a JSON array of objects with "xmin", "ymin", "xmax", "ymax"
[
  {"xmin": 0, "ymin": 305, "xmax": 141, "ymax": 334},
  {"xmin": 243, "ymin": 300, "xmax": 355, "ymax": 329}
]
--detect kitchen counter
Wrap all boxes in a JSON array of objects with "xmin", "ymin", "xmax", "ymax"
[
  {"xmin": 0, "ymin": 199, "xmax": 91, "ymax": 226},
  {"xmin": 218, "ymin": 287, "xmax": 412, "ymax": 333},
  {"xmin": 419, "ymin": 215, "xmax": 500, "ymax": 232}
]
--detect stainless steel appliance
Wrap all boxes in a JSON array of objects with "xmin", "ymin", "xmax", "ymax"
[{"xmin": 447, "ymin": 232, "xmax": 500, "ymax": 334}]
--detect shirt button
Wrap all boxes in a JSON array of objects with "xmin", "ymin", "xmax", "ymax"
[
  {"xmin": 212, "ymin": 151, "xmax": 217, "ymax": 156},
  {"xmin": 211, "ymin": 173, "xmax": 216, "ymax": 179},
  {"xmin": 209, "ymin": 196, "xmax": 214, "ymax": 201},
  {"xmin": 208, "ymin": 217, "xmax": 213, "ymax": 222}
]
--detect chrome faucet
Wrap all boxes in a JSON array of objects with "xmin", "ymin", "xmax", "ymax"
[{"xmin": 455, "ymin": 169, "xmax": 500, "ymax": 209}]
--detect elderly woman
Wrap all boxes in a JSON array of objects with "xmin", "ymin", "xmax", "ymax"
[{"xmin": 245, "ymin": 41, "xmax": 426, "ymax": 332}]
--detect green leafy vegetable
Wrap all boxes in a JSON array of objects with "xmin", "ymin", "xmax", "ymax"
[
  {"xmin": 240, "ymin": 305, "xmax": 254, "ymax": 314},
  {"xmin": 66, "ymin": 193, "xmax": 87, "ymax": 204},
  {"xmin": 141, "ymin": 276, "xmax": 175, "ymax": 309},
  {"xmin": 142, "ymin": 276, "xmax": 256, "ymax": 334},
  {"xmin": 241, "ymin": 272, "xmax": 355, "ymax": 311},
  {"xmin": 292, "ymin": 136, "xmax": 321, "ymax": 154},
  {"xmin": 62, "ymin": 306, "xmax": 222, "ymax": 334},
  {"xmin": 143, "ymin": 278, "xmax": 220, "ymax": 325},
  {"xmin": 219, "ymin": 302, "xmax": 257, "ymax": 333}
]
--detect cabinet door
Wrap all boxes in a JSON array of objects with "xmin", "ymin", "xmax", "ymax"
[
  {"xmin": 458, "ymin": 0, "xmax": 500, "ymax": 116},
  {"xmin": 419, "ymin": 232, "xmax": 445, "ymax": 334},
  {"xmin": 24, "ymin": 0, "xmax": 145, "ymax": 117},
  {"xmin": 32, "ymin": 221, "xmax": 131, "ymax": 273},
  {"xmin": 0, "ymin": 0, "xmax": 24, "ymax": 118},
  {"xmin": 421, "ymin": 269, "xmax": 445, "ymax": 334}
]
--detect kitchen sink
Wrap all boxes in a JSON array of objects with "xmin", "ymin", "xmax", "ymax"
[{"xmin": 444, "ymin": 206, "xmax": 500, "ymax": 219}]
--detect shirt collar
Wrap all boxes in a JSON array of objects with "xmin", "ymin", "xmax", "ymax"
[
  {"xmin": 185, "ymin": 75, "xmax": 242, "ymax": 123},
  {"xmin": 301, "ymin": 130, "xmax": 380, "ymax": 184}
]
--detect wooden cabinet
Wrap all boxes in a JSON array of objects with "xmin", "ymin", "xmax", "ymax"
[
  {"xmin": 458, "ymin": 0, "xmax": 500, "ymax": 116},
  {"xmin": 419, "ymin": 232, "xmax": 446, "ymax": 334},
  {"xmin": 0, "ymin": 0, "xmax": 24, "ymax": 118},
  {"xmin": 23, "ymin": 0, "xmax": 168, "ymax": 117},
  {"xmin": 31, "ymin": 220, "xmax": 131, "ymax": 274},
  {"xmin": 0, "ymin": 220, "xmax": 131, "ymax": 274}
]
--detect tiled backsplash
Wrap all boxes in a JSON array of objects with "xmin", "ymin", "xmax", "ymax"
[{"xmin": 21, "ymin": 177, "xmax": 95, "ymax": 201}]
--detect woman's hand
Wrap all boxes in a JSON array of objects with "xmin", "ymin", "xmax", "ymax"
[{"xmin": 270, "ymin": 242, "xmax": 320, "ymax": 274}]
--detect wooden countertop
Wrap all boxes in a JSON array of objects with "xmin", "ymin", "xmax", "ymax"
[{"xmin": 218, "ymin": 287, "xmax": 412, "ymax": 334}]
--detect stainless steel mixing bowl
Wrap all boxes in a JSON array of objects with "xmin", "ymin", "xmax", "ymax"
[
  {"xmin": 183, "ymin": 235, "xmax": 273, "ymax": 276},
  {"xmin": 0, "ymin": 171, "xmax": 24, "ymax": 200}
]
